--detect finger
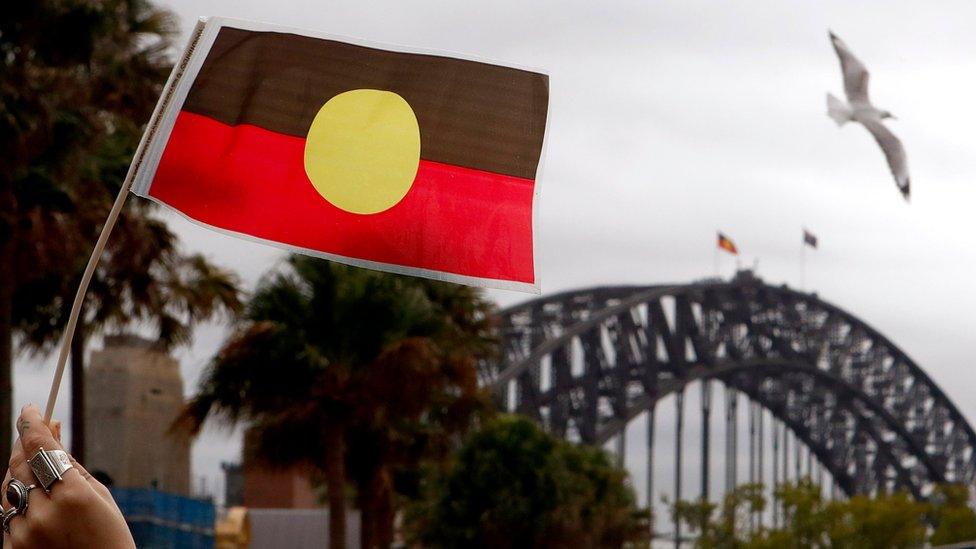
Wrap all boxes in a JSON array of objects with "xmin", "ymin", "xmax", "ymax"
[
  {"xmin": 52, "ymin": 453, "xmax": 122, "ymax": 520},
  {"xmin": 15, "ymin": 406, "xmax": 86, "ymax": 497},
  {"xmin": 1, "ymin": 467, "xmax": 10, "ymax": 508},
  {"xmin": 4, "ymin": 436, "xmax": 24, "ymax": 508},
  {"xmin": 63, "ymin": 453, "xmax": 113, "ymax": 504},
  {"xmin": 16, "ymin": 405, "xmax": 63, "ymax": 455},
  {"xmin": 50, "ymin": 421, "xmax": 62, "ymax": 444},
  {"xmin": 7, "ymin": 442, "xmax": 48, "ymax": 504},
  {"xmin": 7, "ymin": 436, "xmax": 24, "ymax": 465},
  {"xmin": 14, "ymin": 409, "xmax": 110, "ymax": 508},
  {"xmin": 4, "ymin": 441, "xmax": 53, "ymax": 542}
]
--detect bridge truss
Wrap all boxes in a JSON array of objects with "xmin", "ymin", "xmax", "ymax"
[{"xmin": 482, "ymin": 272, "xmax": 976, "ymax": 540}]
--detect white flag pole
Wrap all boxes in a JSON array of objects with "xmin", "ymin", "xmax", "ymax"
[
  {"xmin": 43, "ymin": 20, "xmax": 207, "ymax": 422},
  {"xmin": 43, "ymin": 184, "xmax": 131, "ymax": 421}
]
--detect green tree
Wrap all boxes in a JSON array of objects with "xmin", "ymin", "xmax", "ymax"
[
  {"xmin": 673, "ymin": 484, "xmax": 765, "ymax": 549},
  {"xmin": 344, "ymin": 279, "xmax": 496, "ymax": 548},
  {"xmin": 929, "ymin": 483, "xmax": 976, "ymax": 546},
  {"xmin": 179, "ymin": 256, "xmax": 495, "ymax": 548},
  {"xmin": 824, "ymin": 491, "xmax": 926, "ymax": 549},
  {"xmin": 765, "ymin": 479, "xmax": 836, "ymax": 548},
  {"xmin": 406, "ymin": 415, "xmax": 649, "ymax": 548},
  {"xmin": 674, "ymin": 480, "xmax": 935, "ymax": 549},
  {"xmin": 1, "ymin": 0, "xmax": 180, "ymax": 460}
]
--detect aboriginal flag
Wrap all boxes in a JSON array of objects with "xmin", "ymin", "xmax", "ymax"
[
  {"xmin": 130, "ymin": 18, "xmax": 549, "ymax": 291},
  {"xmin": 717, "ymin": 232, "xmax": 738, "ymax": 255}
]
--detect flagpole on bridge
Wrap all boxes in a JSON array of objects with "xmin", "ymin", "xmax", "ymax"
[
  {"xmin": 714, "ymin": 240, "xmax": 719, "ymax": 279},
  {"xmin": 801, "ymin": 228, "xmax": 817, "ymax": 293},
  {"xmin": 801, "ymin": 239, "xmax": 806, "ymax": 291}
]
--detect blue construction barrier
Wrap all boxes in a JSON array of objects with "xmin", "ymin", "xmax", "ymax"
[{"xmin": 111, "ymin": 488, "xmax": 215, "ymax": 549}]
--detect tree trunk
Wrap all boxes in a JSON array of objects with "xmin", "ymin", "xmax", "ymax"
[
  {"xmin": 324, "ymin": 421, "xmax": 347, "ymax": 548},
  {"xmin": 374, "ymin": 465, "xmax": 395, "ymax": 549},
  {"xmin": 0, "ymin": 237, "xmax": 12, "ymax": 467},
  {"xmin": 360, "ymin": 486, "xmax": 375, "ymax": 549},
  {"xmin": 360, "ymin": 462, "xmax": 394, "ymax": 549},
  {"xmin": 70, "ymin": 323, "xmax": 86, "ymax": 461}
]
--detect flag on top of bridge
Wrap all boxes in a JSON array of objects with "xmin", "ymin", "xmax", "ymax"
[
  {"xmin": 128, "ymin": 17, "xmax": 550, "ymax": 293},
  {"xmin": 803, "ymin": 228, "xmax": 818, "ymax": 249},
  {"xmin": 717, "ymin": 232, "xmax": 738, "ymax": 255}
]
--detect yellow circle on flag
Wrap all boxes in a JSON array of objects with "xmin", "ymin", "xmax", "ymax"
[{"xmin": 304, "ymin": 89, "xmax": 421, "ymax": 214}]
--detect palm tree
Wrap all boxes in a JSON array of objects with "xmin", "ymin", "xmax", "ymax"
[
  {"xmin": 345, "ymin": 279, "xmax": 497, "ymax": 547},
  {"xmin": 179, "ymin": 257, "xmax": 496, "ymax": 548},
  {"xmin": 18, "ymin": 207, "xmax": 243, "ymax": 460},
  {"xmin": 1, "ymin": 0, "xmax": 179, "ymax": 460},
  {"xmin": 5, "ymin": 0, "xmax": 239, "ymax": 461}
]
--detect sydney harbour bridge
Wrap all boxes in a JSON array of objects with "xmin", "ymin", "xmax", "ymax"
[{"xmin": 481, "ymin": 271, "xmax": 976, "ymax": 544}]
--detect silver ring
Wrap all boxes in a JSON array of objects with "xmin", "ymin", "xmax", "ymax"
[
  {"xmin": 1, "ymin": 479, "xmax": 35, "ymax": 534},
  {"xmin": 28, "ymin": 447, "xmax": 73, "ymax": 493},
  {"xmin": 5, "ymin": 479, "xmax": 35, "ymax": 514},
  {"xmin": 2, "ymin": 507, "xmax": 15, "ymax": 534}
]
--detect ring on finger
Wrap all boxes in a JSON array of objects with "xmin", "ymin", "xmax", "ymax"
[
  {"xmin": 2, "ymin": 507, "xmax": 16, "ymax": 534},
  {"xmin": 1, "ymin": 478, "xmax": 36, "ymax": 534},
  {"xmin": 6, "ymin": 479, "xmax": 36, "ymax": 514},
  {"xmin": 28, "ymin": 447, "xmax": 73, "ymax": 493}
]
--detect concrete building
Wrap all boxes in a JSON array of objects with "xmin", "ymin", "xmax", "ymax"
[{"xmin": 86, "ymin": 335, "xmax": 191, "ymax": 495}]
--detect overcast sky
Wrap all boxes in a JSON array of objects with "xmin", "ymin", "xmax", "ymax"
[{"xmin": 16, "ymin": 0, "xmax": 976, "ymax": 507}]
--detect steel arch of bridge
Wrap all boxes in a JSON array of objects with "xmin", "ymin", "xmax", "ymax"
[{"xmin": 483, "ymin": 272, "xmax": 976, "ymax": 499}]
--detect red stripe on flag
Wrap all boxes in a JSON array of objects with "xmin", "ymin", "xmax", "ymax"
[{"xmin": 148, "ymin": 111, "xmax": 535, "ymax": 283}]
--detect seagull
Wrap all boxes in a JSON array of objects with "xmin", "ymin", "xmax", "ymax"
[{"xmin": 827, "ymin": 31, "xmax": 910, "ymax": 201}]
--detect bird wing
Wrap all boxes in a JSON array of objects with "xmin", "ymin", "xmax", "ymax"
[
  {"xmin": 860, "ymin": 118, "xmax": 910, "ymax": 200},
  {"xmin": 830, "ymin": 31, "xmax": 870, "ymax": 105}
]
